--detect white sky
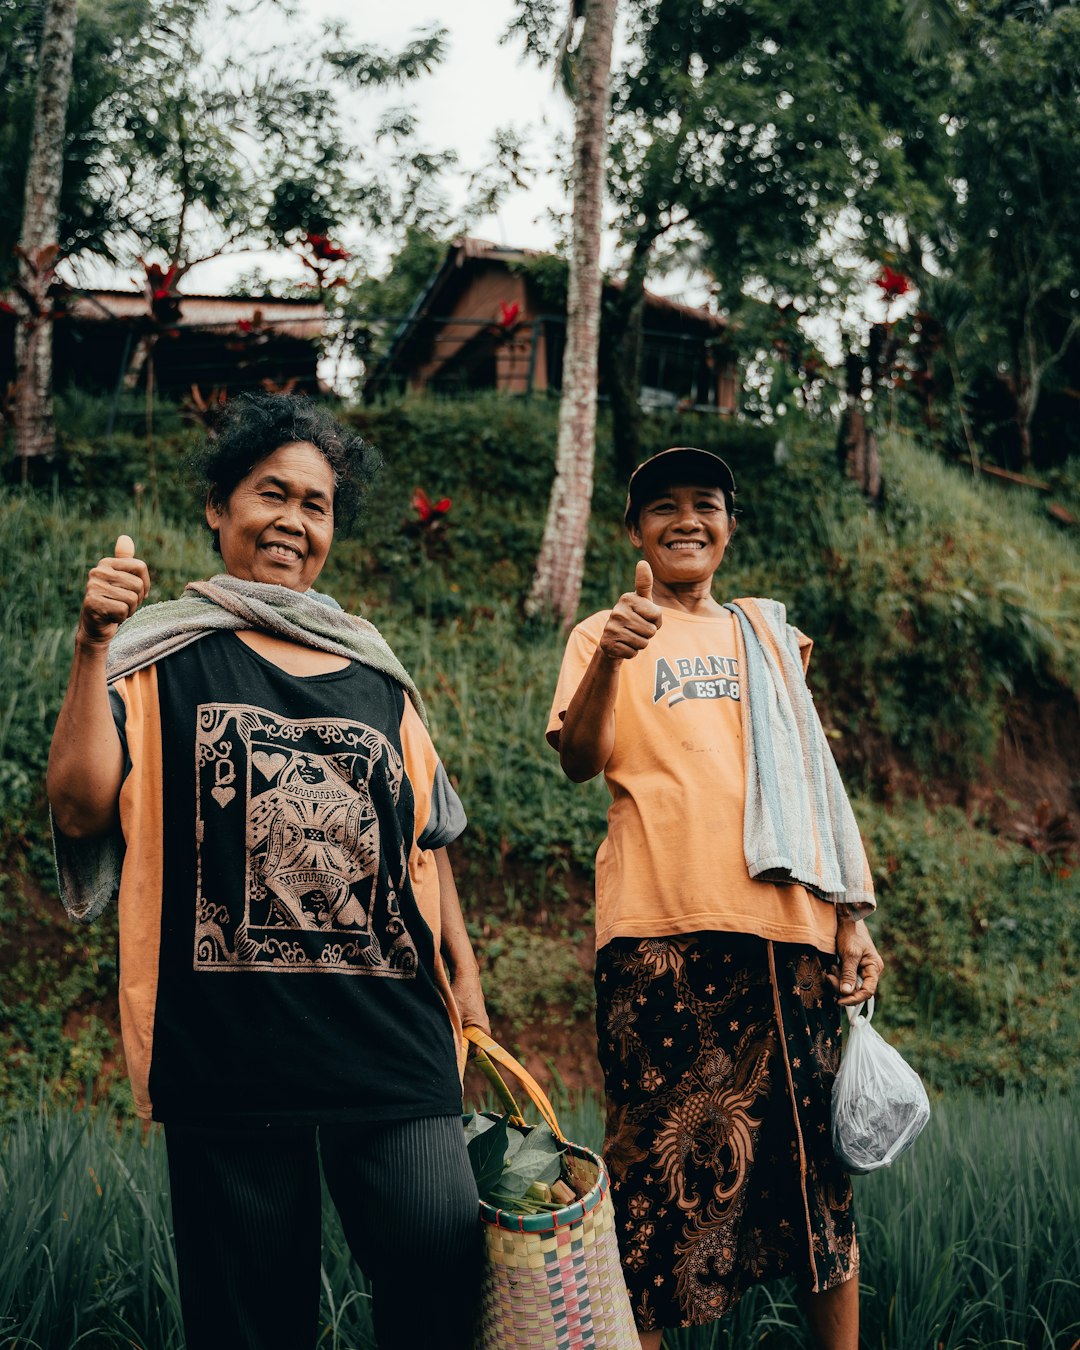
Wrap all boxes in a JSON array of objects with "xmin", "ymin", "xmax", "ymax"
[{"xmin": 165, "ymin": 0, "xmax": 582, "ymax": 295}]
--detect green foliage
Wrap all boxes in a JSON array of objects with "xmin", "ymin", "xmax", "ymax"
[
  {"xmin": 607, "ymin": 0, "xmax": 947, "ymax": 312},
  {"xmin": 0, "ymin": 0, "xmax": 164, "ymax": 281},
  {"xmin": 859, "ymin": 796, "xmax": 1080, "ymax": 1095},
  {"xmin": 942, "ymin": 1, "xmax": 1080, "ymax": 462},
  {"xmin": 3, "ymin": 0, "xmax": 461, "ymax": 288}
]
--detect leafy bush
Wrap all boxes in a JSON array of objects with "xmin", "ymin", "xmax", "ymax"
[
  {"xmin": 858, "ymin": 796, "xmax": 1080, "ymax": 1095},
  {"xmin": 481, "ymin": 924, "xmax": 594, "ymax": 1033}
]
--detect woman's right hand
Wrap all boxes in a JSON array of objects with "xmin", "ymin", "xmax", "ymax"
[
  {"xmin": 598, "ymin": 560, "xmax": 664, "ymax": 661},
  {"xmin": 77, "ymin": 534, "xmax": 151, "ymax": 648}
]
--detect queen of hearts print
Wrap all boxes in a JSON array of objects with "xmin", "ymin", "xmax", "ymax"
[{"xmin": 193, "ymin": 704, "xmax": 418, "ymax": 976}]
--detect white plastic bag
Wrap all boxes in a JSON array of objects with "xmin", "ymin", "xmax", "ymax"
[{"xmin": 831, "ymin": 998, "xmax": 930, "ymax": 1174}]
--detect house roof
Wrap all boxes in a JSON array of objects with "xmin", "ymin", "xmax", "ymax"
[{"xmin": 61, "ymin": 289, "xmax": 326, "ymax": 339}]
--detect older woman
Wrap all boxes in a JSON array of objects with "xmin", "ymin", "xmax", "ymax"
[
  {"xmin": 546, "ymin": 447, "xmax": 884, "ymax": 1350},
  {"xmin": 47, "ymin": 394, "xmax": 486, "ymax": 1350}
]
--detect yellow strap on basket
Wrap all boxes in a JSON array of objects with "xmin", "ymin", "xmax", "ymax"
[{"xmin": 463, "ymin": 1025, "xmax": 563, "ymax": 1140}]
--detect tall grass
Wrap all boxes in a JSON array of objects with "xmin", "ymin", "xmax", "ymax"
[
  {"xmin": 549, "ymin": 1086, "xmax": 1080, "ymax": 1349},
  {"xmin": 2, "ymin": 1089, "xmax": 1076, "ymax": 1349}
]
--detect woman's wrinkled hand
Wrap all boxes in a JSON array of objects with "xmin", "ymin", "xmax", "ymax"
[
  {"xmin": 452, "ymin": 967, "xmax": 491, "ymax": 1035},
  {"xmin": 77, "ymin": 534, "xmax": 151, "ymax": 649},
  {"xmin": 826, "ymin": 918, "xmax": 884, "ymax": 1007},
  {"xmin": 598, "ymin": 560, "xmax": 664, "ymax": 661}
]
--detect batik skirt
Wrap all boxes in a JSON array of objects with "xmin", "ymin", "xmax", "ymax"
[{"xmin": 594, "ymin": 930, "xmax": 858, "ymax": 1332}]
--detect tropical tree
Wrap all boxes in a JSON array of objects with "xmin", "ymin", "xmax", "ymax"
[
  {"xmin": 943, "ymin": 1, "xmax": 1080, "ymax": 468},
  {"xmin": 524, "ymin": 0, "xmax": 619, "ymax": 628},
  {"xmin": 602, "ymin": 0, "xmax": 952, "ymax": 466},
  {"xmin": 0, "ymin": 0, "xmax": 161, "ymax": 286},
  {"xmin": 10, "ymin": 0, "xmax": 78, "ymax": 466}
]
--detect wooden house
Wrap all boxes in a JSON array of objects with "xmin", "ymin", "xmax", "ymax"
[
  {"xmin": 367, "ymin": 237, "xmax": 738, "ymax": 412},
  {"xmin": 1, "ymin": 290, "xmax": 327, "ymax": 400}
]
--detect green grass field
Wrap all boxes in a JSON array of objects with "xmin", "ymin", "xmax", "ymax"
[{"xmin": 1, "ymin": 1088, "xmax": 1076, "ymax": 1349}]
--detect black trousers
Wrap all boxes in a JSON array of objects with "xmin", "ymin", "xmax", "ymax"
[{"xmin": 164, "ymin": 1114, "xmax": 481, "ymax": 1350}]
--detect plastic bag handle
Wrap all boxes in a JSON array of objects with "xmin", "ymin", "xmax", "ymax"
[
  {"xmin": 463, "ymin": 1025, "xmax": 563, "ymax": 1139},
  {"xmin": 845, "ymin": 995, "xmax": 875, "ymax": 1026}
]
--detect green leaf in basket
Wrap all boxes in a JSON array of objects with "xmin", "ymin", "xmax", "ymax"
[
  {"xmin": 466, "ymin": 1114, "xmax": 510, "ymax": 1196},
  {"xmin": 501, "ymin": 1149, "xmax": 561, "ymax": 1190},
  {"xmin": 462, "ymin": 1112, "xmax": 498, "ymax": 1144},
  {"xmin": 500, "ymin": 1123, "xmax": 564, "ymax": 1193}
]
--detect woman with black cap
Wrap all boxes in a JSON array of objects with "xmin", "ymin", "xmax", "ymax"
[{"xmin": 546, "ymin": 447, "xmax": 883, "ymax": 1350}]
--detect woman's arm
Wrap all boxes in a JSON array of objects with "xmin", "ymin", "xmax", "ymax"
[
  {"xmin": 47, "ymin": 536, "xmax": 150, "ymax": 838},
  {"xmin": 558, "ymin": 560, "xmax": 663, "ymax": 782},
  {"xmin": 434, "ymin": 846, "xmax": 489, "ymax": 1033}
]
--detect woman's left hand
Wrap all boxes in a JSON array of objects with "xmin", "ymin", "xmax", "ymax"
[
  {"xmin": 452, "ymin": 967, "xmax": 491, "ymax": 1034},
  {"xmin": 826, "ymin": 919, "xmax": 884, "ymax": 1007}
]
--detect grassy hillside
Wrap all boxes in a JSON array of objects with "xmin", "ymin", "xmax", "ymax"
[{"xmin": 0, "ymin": 396, "xmax": 1077, "ymax": 1113}]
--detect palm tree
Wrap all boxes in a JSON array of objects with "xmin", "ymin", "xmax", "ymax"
[
  {"xmin": 13, "ymin": 0, "xmax": 78, "ymax": 470},
  {"xmin": 526, "ymin": 0, "xmax": 618, "ymax": 628}
]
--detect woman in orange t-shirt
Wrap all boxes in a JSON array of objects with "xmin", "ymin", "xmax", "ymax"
[{"xmin": 546, "ymin": 447, "xmax": 883, "ymax": 1350}]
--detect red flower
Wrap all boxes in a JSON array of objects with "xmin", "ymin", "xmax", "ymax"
[
  {"xmin": 0, "ymin": 300, "xmax": 16, "ymax": 315},
  {"xmin": 498, "ymin": 300, "xmax": 520, "ymax": 328},
  {"xmin": 236, "ymin": 318, "xmax": 254, "ymax": 333},
  {"xmin": 411, "ymin": 487, "xmax": 451, "ymax": 523},
  {"xmin": 304, "ymin": 231, "xmax": 350, "ymax": 262},
  {"xmin": 144, "ymin": 261, "xmax": 180, "ymax": 294},
  {"xmin": 876, "ymin": 266, "xmax": 913, "ymax": 300}
]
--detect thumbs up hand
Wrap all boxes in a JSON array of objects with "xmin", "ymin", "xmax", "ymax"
[
  {"xmin": 77, "ymin": 534, "xmax": 152, "ymax": 649},
  {"xmin": 599, "ymin": 558, "xmax": 663, "ymax": 661}
]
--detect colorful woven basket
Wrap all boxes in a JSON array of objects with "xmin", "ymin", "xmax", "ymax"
[{"xmin": 464, "ymin": 1027, "xmax": 638, "ymax": 1350}]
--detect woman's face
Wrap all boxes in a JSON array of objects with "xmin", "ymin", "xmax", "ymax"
[
  {"xmin": 205, "ymin": 441, "xmax": 336, "ymax": 591},
  {"xmin": 628, "ymin": 481, "xmax": 736, "ymax": 588}
]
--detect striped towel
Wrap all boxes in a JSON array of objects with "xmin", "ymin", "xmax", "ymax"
[{"xmin": 725, "ymin": 598, "xmax": 875, "ymax": 920}]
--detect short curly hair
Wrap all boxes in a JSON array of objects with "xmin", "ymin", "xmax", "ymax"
[{"xmin": 190, "ymin": 393, "xmax": 380, "ymax": 548}]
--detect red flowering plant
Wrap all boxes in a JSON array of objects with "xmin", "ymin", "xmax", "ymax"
[
  {"xmin": 875, "ymin": 266, "xmax": 914, "ymax": 322},
  {"xmin": 139, "ymin": 259, "xmax": 183, "ymax": 331},
  {"xmin": 305, "ymin": 232, "xmax": 351, "ymax": 263},
  {"xmin": 859, "ymin": 265, "xmax": 920, "ymax": 403},
  {"xmin": 404, "ymin": 487, "xmax": 453, "ymax": 558},
  {"xmin": 498, "ymin": 299, "xmax": 521, "ymax": 329},
  {"xmin": 225, "ymin": 307, "xmax": 270, "ymax": 357},
  {"xmin": 296, "ymin": 230, "xmax": 352, "ymax": 298}
]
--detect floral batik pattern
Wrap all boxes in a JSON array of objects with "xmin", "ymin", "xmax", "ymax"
[{"xmin": 594, "ymin": 931, "xmax": 858, "ymax": 1331}]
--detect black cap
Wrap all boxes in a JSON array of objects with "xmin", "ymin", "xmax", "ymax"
[{"xmin": 625, "ymin": 447, "xmax": 736, "ymax": 525}]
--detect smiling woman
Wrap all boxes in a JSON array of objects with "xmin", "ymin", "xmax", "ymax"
[
  {"xmin": 46, "ymin": 393, "xmax": 488, "ymax": 1350},
  {"xmin": 546, "ymin": 446, "xmax": 885, "ymax": 1350}
]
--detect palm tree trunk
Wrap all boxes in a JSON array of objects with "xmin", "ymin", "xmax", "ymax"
[
  {"xmin": 13, "ymin": 0, "xmax": 78, "ymax": 467},
  {"xmin": 526, "ymin": 0, "xmax": 618, "ymax": 627},
  {"xmin": 605, "ymin": 229, "xmax": 654, "ymax": 477}
]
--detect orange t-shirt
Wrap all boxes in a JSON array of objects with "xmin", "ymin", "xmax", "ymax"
[{"xmin": 546, "ymin": 606, "xmax": 838, "ymax": 955}]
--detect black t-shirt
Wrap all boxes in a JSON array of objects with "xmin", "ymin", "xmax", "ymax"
[{"xmin": 137, "ymin": 632, "xmax": 462, "ymax": 1123}]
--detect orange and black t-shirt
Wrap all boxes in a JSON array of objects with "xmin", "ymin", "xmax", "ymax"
[
  {"xmin": 546, "ymin": 607, "xmax": 839, "ymax": 956},
  {"xmin": 108, "ymin": 631, "xmax": 463, "ymax": 1123}
]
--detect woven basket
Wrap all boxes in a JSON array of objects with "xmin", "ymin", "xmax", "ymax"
[{"xmin": 464, "ymin": 1027, "xmax": 638, "ymax": 1350}]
